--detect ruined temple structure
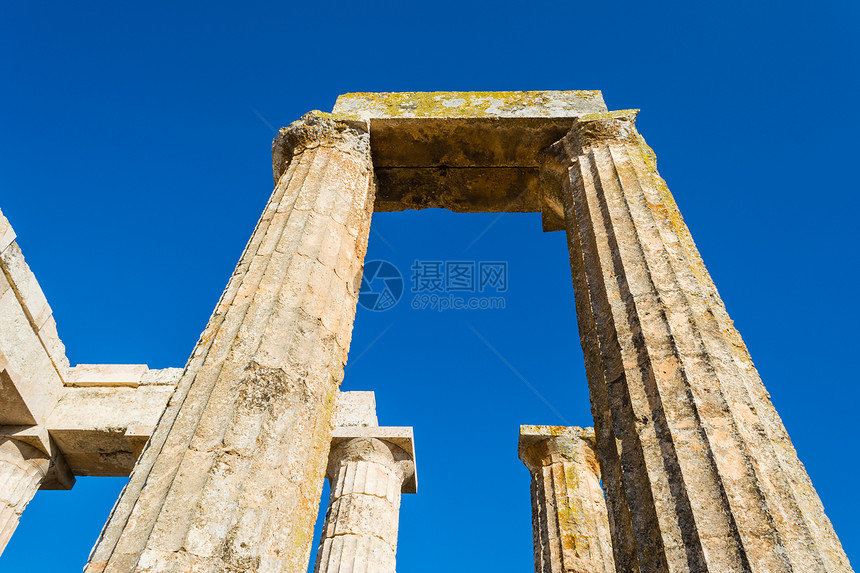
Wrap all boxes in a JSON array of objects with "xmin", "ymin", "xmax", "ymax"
[{"xmin": 0, "ymin": 91, "xmax": 853, "ymax": 572}]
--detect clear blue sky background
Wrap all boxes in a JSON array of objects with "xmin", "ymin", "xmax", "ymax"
[{"xmin": 1, "ymin": 1, "xmax": 858, "ymax": 571}]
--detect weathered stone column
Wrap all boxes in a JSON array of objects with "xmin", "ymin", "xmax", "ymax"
[
  {"xmin": 86, "ymin": 112, "xmax": 375, "ymax": 572},
  {"xmin": 545, "ymin": 110, "xmax": 852, "ymax": 572},
  {"xmin": 314, "ymin": 436, "xmax": 414, "ymax": 573},
  {"xmin": 0, "ymin": 438, "xmax": 50, "ymax": 553},
  {"xmin": 519, "ymin": 426, "xmax": 615, "ymax": 573}
]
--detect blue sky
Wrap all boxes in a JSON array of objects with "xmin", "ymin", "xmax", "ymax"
[{"xmin": 1, "ymin": 1, "xmax": 858, "ymax": 570}]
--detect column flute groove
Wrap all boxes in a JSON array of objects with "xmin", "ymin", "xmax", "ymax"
[
  {"xmin": 88, "ymin": 149, "xmax": 309, "ymax": 568},
  {"xmin": 543, "ymin": 149, "xmax": 640, "ymax": 572},
  {"xmin": 86, "ymin": 112, "xmax": 375, "ymax": 573},
  {"xmin": 626, "ymin": 140, "xmax": 840, "ymax": 570},
  {"xmin": 546, "ymin": 110, "xmax": 852, "ymax": 572},
  {"xmin": 519, "ymin": 426, "xmax": 615, "ymax": 573},
  {"xmin": 0, "ymin": 439, "xmax": 51, "ymax": 554},
  {"xmin": 314, "ymin": 437, "xmax": 414, "ymax": 573}
]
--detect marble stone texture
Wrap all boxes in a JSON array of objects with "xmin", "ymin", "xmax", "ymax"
[
  {"xmin": 85, "ymin": 112, "xmax": 376, "ymax": 572},
  {"xmin": 546, "ymin": 110, "xmax": 853, "ymax": 572},
  {"xmin": 314, "ymin": 393, "xmax": 416, "ymax": 573},
  {"xmin": 519, "ymin": 426, "xmax": 615, "ymax": 573},
  {"xmin": 314, "ymin": 437, "xmax": 414, "ymax": 573}
]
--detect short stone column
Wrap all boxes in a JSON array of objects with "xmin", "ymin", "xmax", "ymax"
[
  {"xmin": 314, "ymin": 435, "xmax": 415, "ymax": 573},
  {"xmin": 86, "ymin": 113, "xmax": 376, "ymax": 572},
  {"xmin": 0, "ymin": 438, "xmax": 50, "ymax": 554},
  {"xmin": 519, "ymin": 426, "xmax": 615, "ymax": 573},
  {"xmin": 544, "ymin": 111, "xmax": 852, "ymax": 572}
]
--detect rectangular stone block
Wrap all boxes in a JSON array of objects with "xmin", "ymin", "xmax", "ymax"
[
  {"xmin": 45, "ymin": 385, "xmax": 176, "ymax": 475},
  {"xmin": 65, "ymin": 364, "xmax": 149, "ymax": 387},
  {"xmin": 332, "ymin": 91, "xmax": 607, "ymax": 119}
]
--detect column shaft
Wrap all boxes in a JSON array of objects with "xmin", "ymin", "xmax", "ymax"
[
  {"xmin": 0, "ymin": 438, "xmax": 50, "ymax": 555},
  {"xmin": 86, "ymin": 113, "xmax": 375, "ymax": 572},
  {"xmin": 520, "ymin": 426, "xmax": 615, "ymax": 573},
  {"xmin": 552, "ymin": 111, "xmax": 852, "ymax": 572},
  {"xmin": 314, "ymin": 438, "xmax": 410, "ymax": 573}
]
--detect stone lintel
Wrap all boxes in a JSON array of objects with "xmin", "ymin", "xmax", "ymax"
[
  {"xmin": 1, "ymin": 367, "xmax": 181, "ymax": 479},
  {"xmin": 374, "ymin": 167, "xmax": 540, "ymax": 213},
  {"xmin": 0, "ymin": 359, "xmax": 35, "ymax": 426},
  {"xmin": 44, "ymin": 377, "xmax": 179, "ymax": 476},
  {"xmin": 273, "ymin": 92, "xmax": 610, "ymax": 219},
  {"xmin": 0, "ymin": 212, "xmax": 15, "ymax": 252},
  {"xmin": 332, "ymin": 91, "xmax": 606, "ymax": 120},
  {"xmin": 331, "ymin": 426, "xmax": 417, "ymax": 494}
]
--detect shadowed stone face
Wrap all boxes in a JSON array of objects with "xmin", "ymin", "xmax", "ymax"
[
  {"xmin": 0, "ymin": 439, "xmax": 50, "ymax": 553},
  {"xmin": 272, "ymin": 92, "xmax": 609, "ymax": 221},
  {"xmin": 549, "ymin": 110, "xmax": 854, "ymax": 572}
]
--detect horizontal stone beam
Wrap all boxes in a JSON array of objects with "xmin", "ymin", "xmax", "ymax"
[
  {"xmin": 0, "ymin": 206, "xmax": 187, "ymax": 481},
  {"xmin": 272, "ymin": 92, "xmax": 607, "ymax": 225},
  {"xmin": 331, "ymin": 91, "xmax": 607, "ymax": 120},
  {"xmin": 374, "ymin": 167, "xmax": 539, "ymax": 213},
  {"xmin": 43, "ymin": 368, "xmax": 182, "ymax": 476}
]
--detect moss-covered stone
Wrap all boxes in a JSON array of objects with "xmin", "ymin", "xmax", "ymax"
[{"xmin": 332, "ymin": 90, "xmax": 606, "ymax": 119}]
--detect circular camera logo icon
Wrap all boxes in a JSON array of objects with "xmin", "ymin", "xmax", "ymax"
[{"xmin": 358, "ymin": 260, "xmax": 403, "ymax": 311}]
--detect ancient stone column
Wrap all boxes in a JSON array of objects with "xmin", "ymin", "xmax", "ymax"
[
  {"xmin": 314, "ymin": 436, "xmax": 414, "ymax": 573},
  {"xmin": 0, "ymin": 438, "xmax": 50, "ymax": 554},
  {"xmin": 519, "ymin": 426, "xmax": 615, "ymax": 573},
  {"xmin": 544, "ymin": 110, "xmax": 853, "ymax": 572},
  {"xmin": 86, "ymin": 112, "xmax": 375, "ymax": 572}
]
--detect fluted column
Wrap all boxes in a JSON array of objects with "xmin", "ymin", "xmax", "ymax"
[
  {"xmin": 545, "ymin": 110, "xmax": 852, "ymax": 572},
  {"xmin": 86, "ymin": 113, "xmax": 376, "ymax": 572},
  {"xmin": 314, "ymin": 437, "xmax": 414, "ymax": 573},
  {"xmin": 0, "ymin": 438, "xmax": 50, "ymax": 554},
  {"xmin": 519, "ymin": 426, "xmax": 615, "ymax": 573}
]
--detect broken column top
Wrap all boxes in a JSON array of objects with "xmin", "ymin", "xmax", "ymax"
[{"xmin": 331, "ymin": 90, "xmax": 607, "ymax": 120}]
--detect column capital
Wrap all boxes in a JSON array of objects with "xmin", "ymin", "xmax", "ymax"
[
  {"xmin": 272, "ymin": 111, "xmax": 370, "ymax": 184},
  {"xmin": 329, "ymin": 426, "xmax": 417, "ymax": 493},
  {"xmin": 542, "ymin": 110, "xmax": 640, "ymax": 165},
  {"xmin": 518, "ymin": 425, "xmax": 598, "ymax": 474}
]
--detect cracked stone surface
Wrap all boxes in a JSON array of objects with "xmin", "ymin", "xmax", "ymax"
[
  {"xmin": 546, "ymin": 110, "xmax": 853, "ymax": 572},
  {"xmin": 85, "ymin": 112, "xmax": 375, "ymax": 572},
  {"xmin": 314, "ymin": 437, "xmax": 414, "ymax": 573},
  {"xmin": 519, "ymin": 426, "xmax": 615, "ymax": 573}
]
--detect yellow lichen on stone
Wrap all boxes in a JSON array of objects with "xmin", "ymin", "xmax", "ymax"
[{"xmin": 332, "ymin": 90, "xmax": 606, "ymax": 119}]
